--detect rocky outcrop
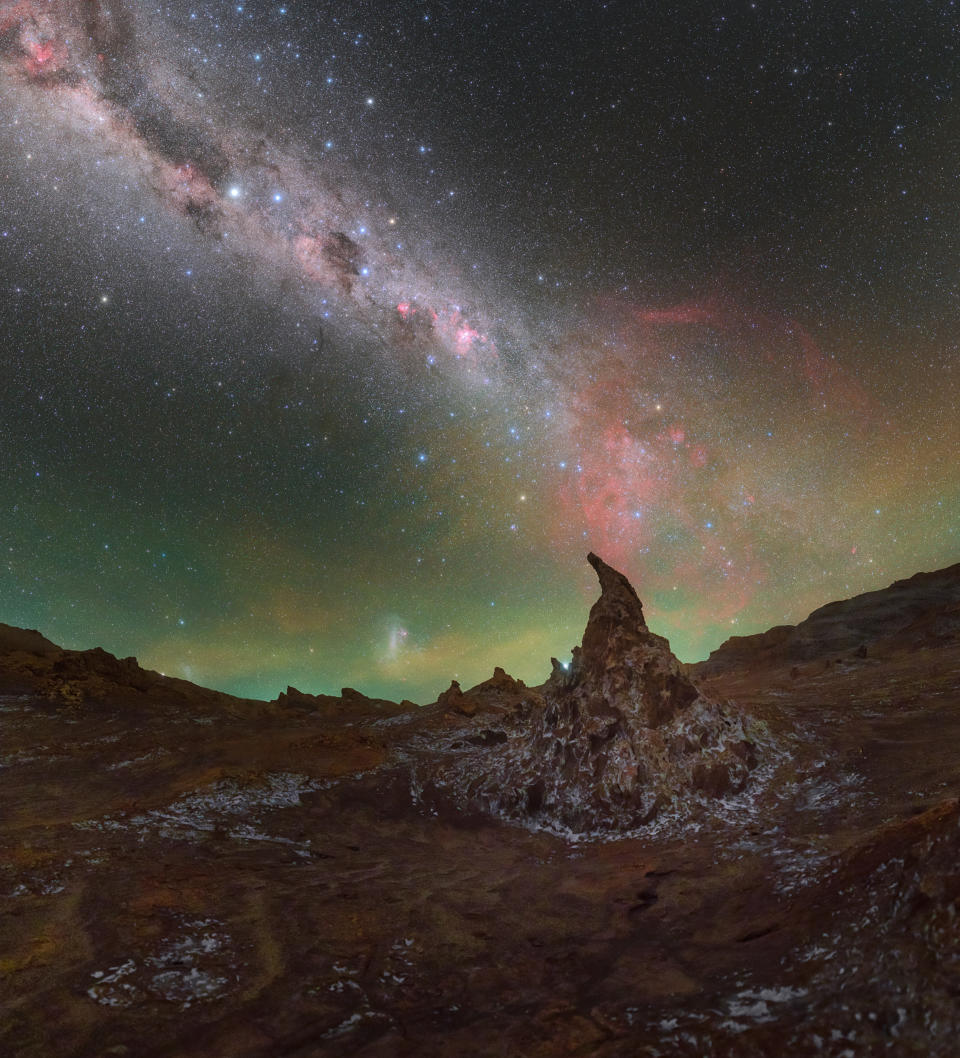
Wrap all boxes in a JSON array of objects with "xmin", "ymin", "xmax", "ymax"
[
  {"xmin": 418, "ymin": 553, "xmax": 762, "ymax": 834},
  {"xmin": 437, "ymin": 680, "xmax": 479, "ymax": 717},
  {"xmin": 0, "ymin": 623, "xmax": 60, "ymax": 659},
  {"xmin": 272, "ymin": 684, "xmax": 413, "ymax": 721},
  {"xmin": 693, "ymin": 562, "xmax": 960, "ymax": 678},
  {"xmin": 432, "ymin": 668, "xmax": 530, "ymax": 719},
  {"xmin": 0, "ymin": 625, "xmax": 244, "ymax": 708},
  {"xmin": 542, "ymin": 552, "xmax": 701, "ymax": 726},
  {"xmin": 274, "ymin": 685, "xmax": 343, "ymax": 711}
]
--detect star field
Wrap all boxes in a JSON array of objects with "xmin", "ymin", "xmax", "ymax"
[{"xmin": 0, "ymin": 0, "xmax": 957, "ymax": 702}]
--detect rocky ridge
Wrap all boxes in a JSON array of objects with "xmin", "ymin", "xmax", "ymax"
[
  {"xmin": 0, "ymin": 622, "xmax": 249, "ymax": 711},
  {"xmin": 692, "ymin": 562, "xmax": 960, "ymax": 678}
]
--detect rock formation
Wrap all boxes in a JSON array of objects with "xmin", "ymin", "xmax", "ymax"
[
  {"xmin": 419, "ymin": 553, "xmax": 761, "ymax": 834},
  {"xmin": 4, "ymin": 559, "xmax": 960, "ymax": 1056},
  {"xmin": 692, "ymin": 561, "xmax": 960, "ymax": 678},
  {"xmin": 273, "ymin": 684, "xmax": 413, "ymax": 720},
  {"xmin": 0, "ymin": 623, "xmax": 243, "ymax": 709}
]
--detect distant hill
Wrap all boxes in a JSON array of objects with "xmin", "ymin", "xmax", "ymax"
[{"xmin": 690, "ymin": 562, "xmax": 960, "ymax": 678}]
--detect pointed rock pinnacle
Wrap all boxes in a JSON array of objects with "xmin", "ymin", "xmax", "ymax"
[
  {"xmin": 569, "ymin": 553, "xmax": 698, "ymax": 726},
  {"xmin": 420, "ymin": 552, "xmax": 762, "ymax": 833},
  {"xmin": 586, "ymin": 551, "xmax": 646, "ymax": 626}
]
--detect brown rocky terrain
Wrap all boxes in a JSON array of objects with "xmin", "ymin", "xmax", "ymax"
[
  {"xmin": 2, "ymin": 555, "xmax": 960, "ymax": 1057},
  {"xmin": 691, "ymin": 562, "xmax": 960, "ymax": 679}
]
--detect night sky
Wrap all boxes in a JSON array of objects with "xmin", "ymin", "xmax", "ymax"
[{"xmin": 1, "ymin": 0, "xmax": 957, "ymax": 703}]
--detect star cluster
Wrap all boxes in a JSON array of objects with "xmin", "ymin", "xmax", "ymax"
[{"xmin": 1, "ymin": 0, "xmax": 957, "ymax": 701}]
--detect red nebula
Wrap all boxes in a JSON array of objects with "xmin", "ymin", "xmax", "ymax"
[
  {"xmin": 392, "ymin": 300, "xmax": 440, "ymax": 350},
  {"xmin": 789, "ymin": 319, "xmax": 872, "ymax": 420},
  {"xmin": 20, "ymin": 31, "xmax": 69, "ymax": 80},
  {"xmin": 454, "ymin": 323, "xmax": 482, "ymax": 352},
  {"xmin": 549, "ymin": 315, "xmax": 773, "ymax": 626},
  {"xmin": 0, "ymin": 1, "xmax": 33, "ymax": 37},
  {"xmin": 602, "ymin": 292, "xmax": 876, "ymax": 435},
  {"xmin": 27, "ymin": 39, "xmax": 52, "ymax": 64},
  {"xmin": 670, "ymin": 532, "xmax": 766, "ymax": 623},
  {"xmin": 558, "ymin": 393, "xmax": 666, "ymax": 568},
  {"xmin": 395, "ymin": 301, "xmax": 496, "ymax": 367},
  {"xmin": 1, "ymin": 1, "xmax": 72, "ymax": 81},
  {"xmin": 395, "ymin": 301, "xmax": 438, "ymax": 325},
  {"xmin": 435, "ymin": 307, "xmax": 496, "ymax": 364}
]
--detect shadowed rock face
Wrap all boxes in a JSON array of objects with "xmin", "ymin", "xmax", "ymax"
[
  {"xmin": 0, "ymin": 624, "xmax": 244, "ymax": 709},
  {"xmin": 692, "ymin": 562, "xmax": 960, "ymax": 677},
  {"xmin": 551, "ymin": 552, "xmax": 701, "ymax": 727},
  {"xmin": 418, "ymin": 553, "xmax": 762, "ymax": 834}
]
